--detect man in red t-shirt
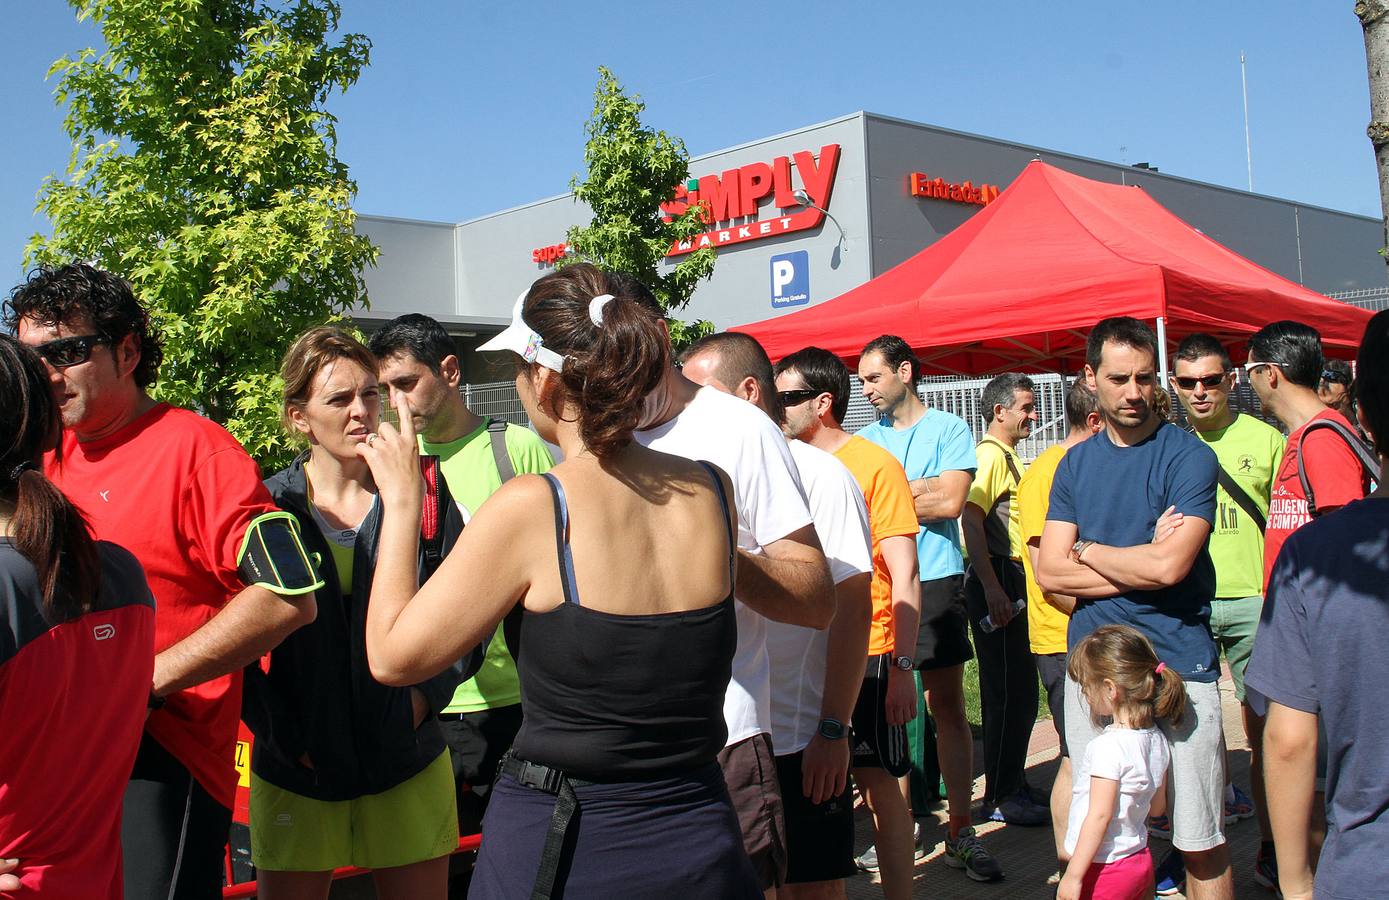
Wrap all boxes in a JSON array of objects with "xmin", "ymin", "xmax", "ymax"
[
  {"xmin": 1246, "ymin": 322, "xmax": 1372, "ymax": 588},
  {"xmin": 7, "ymin": 264, "xmax": 320, "ymax": 900}
]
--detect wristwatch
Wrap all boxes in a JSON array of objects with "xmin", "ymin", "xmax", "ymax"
[
  {"xmin": 817, "ymin": 717, "xmax": 847, "ymax": 740},
  {"xmin": 1071, "ymin": 538, "xmax": 1095, "ymax": 561},
  {"xmin": 892, "ymin": 655, "xmax": 915, "ymax": 671}
]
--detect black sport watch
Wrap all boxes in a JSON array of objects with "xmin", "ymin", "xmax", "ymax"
[
  {"xmin": 817, "ymin": 717, "xmax": 847, "ymax": 740},
  {"xmin": 892, "ymin": 655, "xmax": 915, "ymax": 671}
]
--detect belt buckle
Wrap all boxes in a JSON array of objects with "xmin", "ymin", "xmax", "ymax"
[{"xmin": 516, "ymin": 759, "xmax": 564, "ymax": 795}]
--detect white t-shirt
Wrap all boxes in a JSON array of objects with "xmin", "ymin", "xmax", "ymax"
[
  {"xmin": 1065, "ymin": 725, "xmax": 1170, "ymax": 864},
  {"xmin": 766, "ymin": 441, "xmax": 872, "ymax": 755},
  {"xmin": 634, "ymin": 386, "xmax": 814, "ymax": 746}
]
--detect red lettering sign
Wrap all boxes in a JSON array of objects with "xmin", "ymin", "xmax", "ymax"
[
  {"xmin": 531, "ymin": 242, "xmax": 568, "ymax": 266},
  {"xmin": 908, "ymin": 172, "xmax": 1000, "ymax": 206}
]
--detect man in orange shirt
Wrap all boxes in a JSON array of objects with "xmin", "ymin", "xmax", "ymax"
[{"xmin": 774, "ymin": 346, "xmax": 926, "ymax": 900}]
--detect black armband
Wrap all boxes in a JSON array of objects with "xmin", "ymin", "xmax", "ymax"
[{"xmin": 236, "ymin": 511, "xmax": 324, "ymax": 596}]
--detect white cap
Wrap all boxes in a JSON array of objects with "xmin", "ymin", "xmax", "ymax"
[{"xmin": 477, "ymin": 292, "xmax": 565, "ymax": 372}]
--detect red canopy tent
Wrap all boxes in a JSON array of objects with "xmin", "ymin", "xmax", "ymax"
[{"xmin": 735, "ymin": 160, "xmax": 1372, "ymax": 375}]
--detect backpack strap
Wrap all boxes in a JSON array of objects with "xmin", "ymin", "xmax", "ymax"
[
  {"xmin": 488, "ymin": 418, "xmax": 516, "ymax": 484},
  {"xmin": 418, "ymin": 454, "xmax": 445, "ymax": 576},
  {"xmin": 980, "ymin": 436, "xmax": 1023, "ymax": 486},
  {"xmin": 1214, "ymin": 466, "xmax": 1266, "ymax": 533},
  {"xmin": 1297, "ymin": 418, "xmax": 1381, "ymax": 518}
]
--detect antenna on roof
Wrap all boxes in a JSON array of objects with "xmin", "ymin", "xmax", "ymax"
[{"xmin": 1241, "ymin": 51, "xmax": 1254, "ymax": 192}]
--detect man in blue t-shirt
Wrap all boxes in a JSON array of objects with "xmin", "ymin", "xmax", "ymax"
[
  {"xmin": 1037, "ymin": 317, "xmax": 1231, "ymax": 900},
  {"xmin": 1245, "ymin": 309, "xmax": 1389, "ymax": 900},
  {"xmin": 857, "ymin": 335, "xmax": 1006, "ymax": 883}
]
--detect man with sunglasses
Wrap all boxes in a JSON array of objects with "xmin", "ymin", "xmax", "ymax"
[
  {"xmin": 1171, "ymin": 333, "xmax": 1285, "ymax": 892},
  {"xmin": 6, "ymin": 264, "xmax": 320, "ymax": 900}
]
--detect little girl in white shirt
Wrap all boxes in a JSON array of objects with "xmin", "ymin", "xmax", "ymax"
[{"xmin": 1059, "ymin": 624, "xmax": 1187, "ymax": 900}]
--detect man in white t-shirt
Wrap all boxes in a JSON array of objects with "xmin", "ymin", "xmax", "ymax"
[
  {"xmin": 682, "ymin": 333, "xmax": 872, "ymax": 899},
  {"xmin": 622, "ymin": 280, "xmax": 833, "ymax": 894}
]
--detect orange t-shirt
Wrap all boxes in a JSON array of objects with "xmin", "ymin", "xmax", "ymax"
[{"xmin": 833, "ymin": 436, "xmax": 920, "ymax": 656}]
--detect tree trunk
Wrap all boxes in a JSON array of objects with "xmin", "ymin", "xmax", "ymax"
[{"xmin": 1357, "ymin": 0, "xmax": 1389, "ymax": 262}]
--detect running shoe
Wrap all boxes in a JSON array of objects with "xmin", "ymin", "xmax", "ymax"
[
  {"xmin": 1147, "ymin": 813, "xmax": 1173, "ymax": 840},
  {"xmin": 853, "ymin": 822, "xmax": 925, "ymax": 872},
  {"xmin": 943, "ymin": 826, "xmax": 1004, "ymax": 882},
  {"xmin": 1154, "ymin": 847, "xmax": 1186, "ymax": 896},
  {"xmin": 987, "ymin": 789, "xmax": 1050, "ymax": 827},
  {"xmin": 1225, "ymin": 784, "xmax": 1255, "ymax": 823},
  {"xmin": 1253, "ymin": 844, "xmax": 1283, "ymax": 898}
]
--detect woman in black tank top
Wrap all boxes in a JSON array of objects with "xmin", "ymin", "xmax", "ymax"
[{"xmin": 357, "ymin": 264, "xmax": 760, "ymax": 899}]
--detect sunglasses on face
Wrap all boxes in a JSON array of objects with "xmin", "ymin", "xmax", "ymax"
[
  {"xmin": 1172, "ymin": 372, "xmax": 1229, "ymax": 390},
  {"xmin": 33, "ymin": 333, "xmax": 110, "ymax": 368},
  {"xmin": 1242, "ymin": 360, "xmax": 1283, "ymax": 375},
  {"xmin": 777, "ymin": 389, "xmax": 820, "ymax": 406}
]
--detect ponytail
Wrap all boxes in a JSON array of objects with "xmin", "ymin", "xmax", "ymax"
[
  {"xmin": 1152, "ymin": 662, "xmax": 1187, "ymax": 727},
  {"xmin": 1, "ymin": 334, "xmax": 102, "ymax": 624}
]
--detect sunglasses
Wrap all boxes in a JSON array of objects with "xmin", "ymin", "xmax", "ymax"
[
  {"xmin": 33, "ymin": 333, "xmax": 110, "ymax": 368},
  {"xmin": 777, "ymin": 389, "xmax": 821, "ymax": 406},
  {"xmin": 1172, "ymin": 372, "xmax": 1229, "ymax": 390},
  {"xmin": 1242, "ymin": 360, "xmax": 1283, "ymax": 375},
  {"xmin": 1321, "ymin": 370, "xmax": 1351, "ymax": 386}
]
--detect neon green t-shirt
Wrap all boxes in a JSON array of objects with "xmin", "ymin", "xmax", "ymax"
[
  {"xmin": 422, "ymin": 418, "xmax": 554, "ymax": 714},
  {"xmin": 1192, "ymin": 413, "xmax": 1285, "ymax": 599}
]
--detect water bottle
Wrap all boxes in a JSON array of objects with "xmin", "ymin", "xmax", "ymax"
[{"xmin": 979, "ymin": 598, "xmax": 1026, "ymax": 634}]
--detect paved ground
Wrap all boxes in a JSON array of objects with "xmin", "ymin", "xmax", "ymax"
[{"xmin": 846, "ymin": 670, "xmax": 1269, "ymax": 899}]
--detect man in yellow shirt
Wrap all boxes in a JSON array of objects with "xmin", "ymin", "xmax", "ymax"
[
  {"xmin": 1017, "ymin": 378, "xmax": 1101, "ymax": 866},
  {"xmin": 961, "ymin": 373, "xmax": 1045, "ymax": 827}
]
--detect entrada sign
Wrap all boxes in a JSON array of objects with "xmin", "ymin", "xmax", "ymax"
[
  {"xmin": 528, "ymin": 144, "xmax": 842, "ymax": 265},
  {"xmin": 909, "ymin": 172, "xmax": 1001, "ymax": 206}
]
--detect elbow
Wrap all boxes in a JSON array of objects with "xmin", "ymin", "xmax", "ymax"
[
  {"xmin": 1154, "ymin": 557, "xmax": 1196, "ymax": 589},
  {"xmin": 809, "ymin": 583, "xmax": 837, "ymax": 631},
  {"xmin": 1036, "ymin": 565, "xmax": 1061, "ymax": 595},
  {"xmin": 367, "ymin": 649, "xmax": 415, "ymax": 688},
  {"xmin": 269, "ymin": 592, "xmax": 317, "ymax": 641},
  {"xmin": 942, "ymin": 496, "xmax": 967, "ymax": 520},
  {"xmin": 1264, "ymin": 723, "xmax": 1317, "ymax": 766}
]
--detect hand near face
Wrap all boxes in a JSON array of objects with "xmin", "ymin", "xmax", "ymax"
[{"xmin": 356, "ymin": 394, "xmax": 422, "ymax": 511}]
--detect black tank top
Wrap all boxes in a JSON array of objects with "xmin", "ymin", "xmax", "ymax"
[{"xmin": 508, "ymin": 462, "xmax": 736, "ymax": 781}]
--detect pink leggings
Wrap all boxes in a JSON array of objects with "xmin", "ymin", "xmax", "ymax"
[{"xmin": 1080, "ymin": 847, "xmax": 1155, "ymax": 899}]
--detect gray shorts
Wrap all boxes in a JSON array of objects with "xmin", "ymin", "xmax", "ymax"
[{"xmin": 1065, "ymin": 675, "xmax": 1226, "ymax": 853}]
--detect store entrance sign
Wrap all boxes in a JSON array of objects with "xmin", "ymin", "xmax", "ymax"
[
  {"xmin": 663, "ymin": 144, "xmax": 841, "ymax": 256},
  {"xmin": 770, "ymin": 250, "xmax": 809, "ymax": 309},
  {"xmin": 909, "ymin": 172, "xmax": 1001, "ymax": 206}
]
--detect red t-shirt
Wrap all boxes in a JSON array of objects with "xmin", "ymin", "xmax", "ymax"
[
  {"xmin": 45, "ymin": 403, "xmax": 279, "ymax": 809},
  {"xmin": 0, "ymin": 541, "xmax": 154, "ymax": 900},
  {"xmin": 1263, "ymin": 408, "xmax": 1370, "ymax": 589}
]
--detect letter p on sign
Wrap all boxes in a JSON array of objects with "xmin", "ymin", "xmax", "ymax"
[{"xmin": 770, "ymin": 250, "xmax": 810, "ymax": 309}]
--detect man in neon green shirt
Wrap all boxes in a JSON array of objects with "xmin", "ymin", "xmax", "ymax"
[
  {"xmin": 371, "ymin": 315, "xmax": 554, "ymax": 837},
  {"xmin": 1017, "ymin": 378, "xmax": 1101, "ymax": 869},
  {"xmin": 1171, "ymin": 333, "xmax": 1284, "ymax": 891}
]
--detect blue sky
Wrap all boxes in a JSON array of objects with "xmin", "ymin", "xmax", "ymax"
[{"xmin": 1, "ymin": 2, "xmax": 1380, "ymax": 282}]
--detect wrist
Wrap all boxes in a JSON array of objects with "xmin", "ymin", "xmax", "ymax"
[{"xmin": 816, "ymin": 717, "xmax": 847, "ymax": 740}]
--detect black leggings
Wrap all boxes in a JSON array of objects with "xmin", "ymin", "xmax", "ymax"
[
  {"xmin": 964, "ymin": 558, "xmax": 1039, "ymax": 804},
  {"xmin": 122, "ymin": 733, "xmax": 231, "ymax": 900}
]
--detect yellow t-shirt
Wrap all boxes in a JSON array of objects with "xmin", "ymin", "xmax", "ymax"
[
  {"xmin": 966, "ymin": 437, "xmax": 1025, "ymax": 562},
  {"xmin": 832, "ymin": 436, "xmax": 920, "ymax": 657},
  {"xmin": 1017, "ymin": 443, "xmax": 1069, "ymax": 655}
]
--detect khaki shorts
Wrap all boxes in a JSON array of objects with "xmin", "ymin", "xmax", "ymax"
[
  {"xmin": 1065, "ymin": 676, "xmax": 1227, "ymax": 853},
  {"xmin": 250, "ymin": 749, "xmax": 458, "ymax": 872}
]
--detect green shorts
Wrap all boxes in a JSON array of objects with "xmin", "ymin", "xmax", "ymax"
[
  {"xmin": 250, "ymin": 749, "xmax": 458, "ymax": 872},
  {"xmin": 1210, "ymin": 594, "xmax": 1261, "ymax": 702}
]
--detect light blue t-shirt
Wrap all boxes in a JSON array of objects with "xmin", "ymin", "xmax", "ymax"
[{"xmin": 858, "ymin": 408, "xmax": 977, "ymax": 580}]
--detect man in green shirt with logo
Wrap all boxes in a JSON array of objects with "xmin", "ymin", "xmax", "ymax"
[
  {"xmin": 1171, "ymin": 333, "xmax": 1285, "ymax": 892},
  {"xmin": 371, "ymin": 315, "xmax": 554, "ymax": 837}
]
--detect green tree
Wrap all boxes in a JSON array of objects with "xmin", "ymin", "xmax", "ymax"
[
  {"xmin": 28, "ymin": 0, "xmax": 377, "ymax": 469},
  {"xmin": 562, "ymin": 67, "xmax": 716, "ymax": 348}
]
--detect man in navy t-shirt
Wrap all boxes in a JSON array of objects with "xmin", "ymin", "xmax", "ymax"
[
  {"xmin": 1038, "ymin": 317, "xmax": 1231, "ymax": 900},
  {"xmin": 1246, "ymin": 309, "xmax": 1389, "ymax": 900}
]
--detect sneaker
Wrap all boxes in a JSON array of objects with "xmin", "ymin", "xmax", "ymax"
[
  {"xmin": 1253, "ymin": 845, "xmax": 1282, "ymax": 898},
  {"xmin": 853, "ymin": 823, "xmax": 926, "ymax": 874},
  {"xmin": 1147, "ymin": 813, "xmax": 1173, "ymax": 840},
  {"xmin": 944, "ymin": 826, "xmax": 1004, "ymax": 882},
  {"xmin": 1225, "ymin": 784, "xmax": 1255, "ymax": 824},
  {"xmin": 987, "ymin": 790, "xmax": 1051, "ymax": 827},
  {"xmin": 1154, "ymin": 848, "xmax": 1186, "ymax": 896}
]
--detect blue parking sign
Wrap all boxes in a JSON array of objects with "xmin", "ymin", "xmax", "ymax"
[{"xmin": 770, "ymin": 250, "xmax": 809, "ymax": 308}]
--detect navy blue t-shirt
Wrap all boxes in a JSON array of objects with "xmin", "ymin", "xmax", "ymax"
[
  {"xmin": 1245, "ymin": 498, "xmax": 1389, "ymax": 900},
  {"xmin": 1048, "ymin": 422, "xmax": 1220, "ymax": 682}
]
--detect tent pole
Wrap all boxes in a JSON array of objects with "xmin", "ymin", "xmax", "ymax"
[{"xmin": 1156, "ymin": 316, "xmax": 1170, "ymax": 390}]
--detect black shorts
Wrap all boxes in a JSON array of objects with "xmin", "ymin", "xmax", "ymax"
[
  {"xmin": 915, "ymin": 575, "xmax": 974, "ymax": 670},
  {"xmin": 851, "ymin": 654, "xmax": 911, "ymax": 777},
  {"xmin": 438, "ymin": 702, "xmax": 524, "ymax": 834},
  {"xmin": 122, "ymin": 732, "xmax": 232, "ymax": 900},
  {"xmin": 717, "ymin": 733, "xmax": 788, "ymax": 890},
  {"xmin": 773, "ymin": 750, "xmax": 856, "ymax": 884},
  {"xmin": 1035, "ymin": 652, "xmax": 1069, "ymax": 757}
]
